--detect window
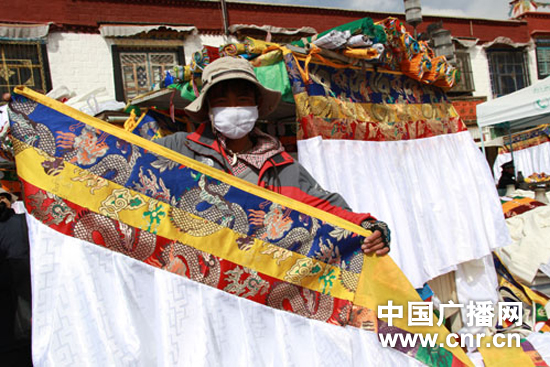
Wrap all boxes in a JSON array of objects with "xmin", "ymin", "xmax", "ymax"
[
  {"xmin": 0, "ymin": 41, "xmax": 52, "ymax": 95},
  {"xmin": 450, "ymin": 51, "xmax": 475, "ymax": 93},
  {"xmin": 112, "ymin": 46, "xmax": 184, "ymax": 101},
  {"xmin": 487, "ymin": 49, "xmax": 530, "ymax": 98},
  {"xmin": 535, "ymin": 39, "xmax": 550, "ymax": 79}
]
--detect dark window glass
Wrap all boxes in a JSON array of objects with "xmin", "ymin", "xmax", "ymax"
[
  {"xmin": 487, "ymin": 49, "xmax": 530, "ymax": 98},
  {"xmin": 0, "ymin": 41, "xmax": 51, "ymax": 95},
  {"xmin": 450, "ymin": 51, "xmax": 475, "ymax": 93}
]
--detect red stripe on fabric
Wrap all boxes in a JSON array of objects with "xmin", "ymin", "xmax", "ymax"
[
  {"xmin": 262, "ymin": 184, "xmax": 374, "ymax": 226},
  {"xmin": 297, "ymin": 115, "xmax": 467, "ymax": 141},
  {"xmin": 21, "ymin": 178, "xmax": 353, "ymax": 327}
]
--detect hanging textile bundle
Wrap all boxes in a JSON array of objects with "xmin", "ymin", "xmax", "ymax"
[
  {"xmin": 434, "ymin": 65, "xmax": 458, "ymax": 88},
  {"xmin": 249, "ymin": 49, "xmax": 283, "ymax": 67},
  {"xmin": 190, "ymin": 49, "xmax": 210, "ymax": 74},
  {"xmin": 311, "ymin": 30, "xmax": 351, "ymax": 50},
  {"xmin": 401, "ymin": 33, "xmax": 420, "ymax": 61},
  {"xmin": 421, "ymin": 55, "xmax": 447, "ymax": 83},
  {"xmin": 202, "ymin": 45, "xmax": 221, "ymax": 63},
  {"xmin": 400, "ymin": 41, "xmax": 431, "ymax": 80},
  {"xmin": 342, "ymin": 44, "xmax": 384, "ymax": 62},
  {"xmin": 219, "ymin": 42, "xmax": 246, "ymax": 57},
  {"xmin": 346, "ymin": 34, "xmax": 373, "ymax": 48},
  {"xmin": 292, "ymin": 17, "xmax": 387, "ymax": 48},
  {"xmin": 244, "ymin": 37, "xmax": 279, "ymax": 55}
]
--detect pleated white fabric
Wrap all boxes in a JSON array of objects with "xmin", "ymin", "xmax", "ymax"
[
  {"xmin": 27, "ymin": 214, "xmax": 424, "ymax": 367},
  {"xmin": 297, "ymin": 132, "xmax": 511, "ymax": 288},
  {"xmin": 493, "ymin": 142, "xmax": 550, "ymax": 183},
  {"xmin": 527, "ymin": 332, "xmax": 550, "ymax": 365},
  {"xmin": 455, "ymin": 255, "xmax": 499, "ymax": 334}
]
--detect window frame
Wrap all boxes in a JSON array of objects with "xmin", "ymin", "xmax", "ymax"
[
  {"xmin": 535, "ymin": 38, "xmax": 550, "ymax": 80},
  {"xmin": 450, "ymin": 50, "xmax": 475, "ymax": 93},
  {"xmin": 112, "ymin": 45, "xmax": 185, "ymax": 102},
  {"xmin": 0, "ymin": 40, "xmax": 52, "ymax": 95},
  {"xmin": 486, "ymin": 48, "xmax": 530, "ymax": 98}
]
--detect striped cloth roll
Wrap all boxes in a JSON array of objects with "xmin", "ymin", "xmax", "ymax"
[{"xmin": 219, "ymin": 42, "xmax": 246, "ymax": 57}]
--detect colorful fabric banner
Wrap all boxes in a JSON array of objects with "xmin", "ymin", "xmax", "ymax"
[
  {"xmin": 501, "ymin": 197, "xmax": 547, "ymax": 218},
  {"xmin": 287, "ymin": 52, "xmax": 509, "ymax": 289},
  {"xmin": 501, "ymin": 124, "xmax": 550, "ymax": 153},
  {"xmin": 9, "ymin": 87, "xmax": 473, "ymax": 366},
  {"xmin": 25, "ymin": 213, "xmax": 425, "ymax": 367},
  {"xmin": 283, "ymin": 51, "xmax": 465, "ymax": 142},
  {"xmin": 286, "ymin": 49, "xmax": 545, "ymax": 366}
]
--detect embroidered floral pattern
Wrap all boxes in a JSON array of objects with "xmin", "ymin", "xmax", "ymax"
[
  {"xmin": 224, "ymin": 266, "xmax": 270, "ymax": 298},
  {"xmin": 72, "ymin": 126, "xmax": 109, "ymax": 165},
  {"xmin": 99, "ymin": 188, "xmax": 146, "ymax": 219},
  {"xmin": 71, "ymin": 170, "xmax": 109, "ymax": 194},
  {"xmin": 285, "ymin": 258, "xmax": 323, "ymax": 284}
]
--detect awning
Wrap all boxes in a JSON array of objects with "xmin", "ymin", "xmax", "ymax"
[
  {"xmin": 228, "ymin": 24, "xmax": 316, "ymax": 36},
  {"xmin": 476, "ymin": 76, "xmax": 550, "ymax": 129},
  {"xmin": 99, "ymin": 24, "xmax": 197, "ymax": 38},
  {"xmin": 453, "ymin": 37, "xmax": 479, "ymax": 48},
  {"xmin": 482, "ymin": 36, "xmax": 531, "ymax": 49},
  {"xmin": 0, "ymin": 23, "xmax": 50, "ymax": 40}
]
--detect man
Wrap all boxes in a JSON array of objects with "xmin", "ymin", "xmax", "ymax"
[
  {"xmin": 497, "ymin": 161, "xmax": 517, "ymax": 196},
  {"xmin": 156, "ymin": 56, "xmax": 390, "ymax": 255},
  {"xmin": 0, "ymin": 188, "xmax": 32, "ymax": 366}
]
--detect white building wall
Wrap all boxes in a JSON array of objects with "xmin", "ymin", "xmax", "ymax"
[
  {"xmin": 184, "ymin": 33, "xmax": 231, "ymax": 64},
  {"xmin": 527, "ymin": 45, "xmax": 540, "ymax": 85},
  {"xmin": 47, "ymin": 32, "xmax": 115, "ymax": 99},
  {"xmin": 45, "ymin": 32, "xmax": 230, "ymax": 101},
  {"xmin": 469, "ymin": 45, "xmax": 493, "ymax": 100}
]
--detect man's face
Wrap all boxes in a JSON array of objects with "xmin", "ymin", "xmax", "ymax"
[{"xmin": 207, "ymin": 80, "xmax": 257, "ymax": 109}]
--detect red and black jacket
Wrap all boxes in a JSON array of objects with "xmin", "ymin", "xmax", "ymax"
[{"xmin": 156, "ymin": 123, "xmax": 376, "ymax": 226}]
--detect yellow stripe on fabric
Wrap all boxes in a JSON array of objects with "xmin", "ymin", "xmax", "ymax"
[
  {"xmin": 479, "ymin": 337, "xmax": 534, "ymax": 367},
  {"xmin": 494, "ymin": 254, "xmax": 548, "ymax": 307},
  {"xmin": 293, "ymin": 94, "xmax": 459, "ymax": 122},
  {"xmin": 14, "ymin": 144, "xmax": 357, "ymax": 302},
  {"xmin": 281, "ymin": 46, "xmax": 403, "ymax": 76},
  {"xmin": 355, "ymin": 255, "xmax": 474, "ymax": 367},
  {"xmin": 123, "ymin": 110, "xmax": 146, "ymax": 134},
  {"xmin": 13, "ymin": 86, "xmax": 372, "ymax": 239}
]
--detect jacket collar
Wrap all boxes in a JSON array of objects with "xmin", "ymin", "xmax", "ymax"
[
  {"xmin": 186, "ymin": 122, "xmax": 294, "ymax": 172},
  {"xmin": 187, "ymin": 123, "xmax": 221, "ymax": 152}
]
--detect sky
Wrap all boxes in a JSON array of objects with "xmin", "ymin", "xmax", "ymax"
[{"xmin": 232, "ymin": 0, "xmax": 521, "ymax": 20}]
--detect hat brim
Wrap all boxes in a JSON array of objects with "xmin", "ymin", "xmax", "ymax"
[{"xmin": 184, "ymin": 73, "xmax": 282, "ymax": 122}]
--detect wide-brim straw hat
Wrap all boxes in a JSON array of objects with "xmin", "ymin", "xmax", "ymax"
[{"xmin": 184, "ymin": 56, "xmax": 282, "ymax": 122}]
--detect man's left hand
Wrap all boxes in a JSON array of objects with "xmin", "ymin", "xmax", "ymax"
[{"xmin": 361, "ymin": 230, "xmax": 389, "ymax": 256}]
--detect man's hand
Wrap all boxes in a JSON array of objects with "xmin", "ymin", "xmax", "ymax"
[{"xmin": 361, "ymin": 230, "xmax": 389, "ymax": 256}]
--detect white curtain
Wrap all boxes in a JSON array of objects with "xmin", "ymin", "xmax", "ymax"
[
  {"xmin": 27, "ymin": 214, "xmax": 424, "ymax": 367},
  {"xmin": 493, "ymin": 142, "xmax": 550, "ymax": 183},
  {"xmin": 298, "ymin": 131, "xmax": 511, "ymax": 288}
]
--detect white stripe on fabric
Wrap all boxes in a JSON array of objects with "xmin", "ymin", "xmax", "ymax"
[
  {"xmin": 297, "ymin": 131, "xmax": 511, "ymax": 287},
  {"xmin": 26, "ymin": 213, "xmax": 424, "ymax": 367}
]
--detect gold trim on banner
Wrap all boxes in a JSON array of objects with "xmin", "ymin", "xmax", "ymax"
[
  {"xmin": 294, "ymin": 93, "xmax": 459, "ymax": 122},
  {"xmin": 13, "ymin": 86, "xmax": 372, "ymax": 239},
  {"xmin": 15, "ymin": 143, "xmax": 358, "ymax": 301}
]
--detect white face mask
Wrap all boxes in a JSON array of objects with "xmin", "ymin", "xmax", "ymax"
[{"xmin": 210, "ymin": 106, "xmax": 258, "ymax": 140}]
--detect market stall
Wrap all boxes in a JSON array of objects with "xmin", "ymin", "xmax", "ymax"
[
  {"xmin": 477, "ymin": 76, "xmax": 550, "ymax": 180},
  {"xmin": 3, "ymin": 16, "xmax": 550, "ymax": 367}
]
